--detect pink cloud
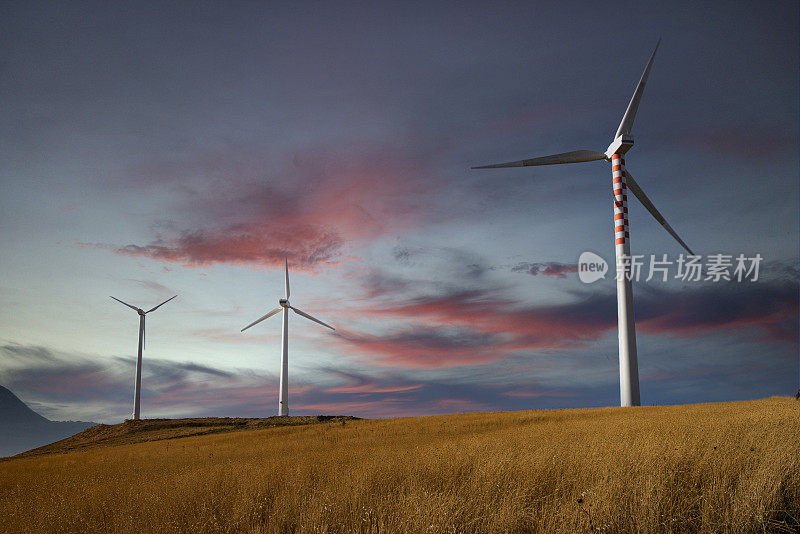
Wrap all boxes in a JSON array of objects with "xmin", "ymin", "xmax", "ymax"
[
  {"xmin": 99, "ymin": 143, "xmax": 442, "ymax": 271},
  {"xmin": 325, "ymin": 383, "xmax": 423, "ymax": 394},
  {"xmin": 503, "ymin": 388, "xmax": 555, "ymax": 398},
  {"xmin": 334, "ymin": 327, "xmax": 512, "ymax": 369},
  {"xmin": 331, "ymin": 277, "xmax": 798, "ymax": 370}
]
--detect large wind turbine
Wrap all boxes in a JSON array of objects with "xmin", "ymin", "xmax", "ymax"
[
  {"xmin": 473, "ymin": 41, "xmax": 693, "ymax": 407},
  {"xmin": 241, "ymin": 258, "xmax": 334, "ymax": 416},
  {"xmin": 110, "ymin": 294, "xmax": 177, "ymax": 419}
]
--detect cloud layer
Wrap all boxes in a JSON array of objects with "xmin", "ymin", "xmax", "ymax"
[{"xmin": 330, "ymin": 267, "xmax": 798, "ymax": 369}]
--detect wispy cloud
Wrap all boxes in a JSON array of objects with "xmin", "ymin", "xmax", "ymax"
[
  {"xmin": 511, "ymin": 261, "xmax": 579, "ymax": 278},
  {"xmin": 329, "ymin": 266, "xmax": 798, "ymax": 370},
  {"xmin": 0, "ymin": 343, "xmax": 249, "ymax": 421},
  {"xmin": 634, "ymin": 277, "xmax": 798, "ymax": 343},
  {"xmin": 0, "ymin": 343, "xmax": 579, "ymax": 420},
  {"xmin": 334, "ymin": 326, "xmax": 511, "ymax": 369},
  {"xmin": 124, "ymin": 279, "xmax": 177, "ymax": 296},
  {"xmin": 93, "ymin": 142, "xmax": 450, "ymax": 271}
]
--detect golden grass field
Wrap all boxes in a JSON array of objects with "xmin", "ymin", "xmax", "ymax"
[
  {"xmin": 1, "ymin": 398, "xmax": 798, "ymax": 533},
  {"xmin": 11, "ymin": 415, "xmax": 358, "ymax": 458}
]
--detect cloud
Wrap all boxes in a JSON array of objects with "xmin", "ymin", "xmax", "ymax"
[
  {"xmin": 0, "ymin": 343, "xmax": 587, "ymax": 420},
  {"xmin": 634, "ymin": 277, "xmax": 799, "ymax": 343},
  {"xmin": 334, "ymin": 326, "xmax": 511, "ymax": 369},
  {"xmin": 296, "ymin": 367, "xmax": 588, "ymax": 417},
  {"xmin": 0, "ymin": 343, "xmax": 57, "ymax": 364},
  {"xmin": 353, "ymin": 268, "xmax": 413, "ymax": 299},
  {"xmin": 0, "ymin": 343, "xmax": 253, "ymax": 421},
  {"xmin": 94, "ymin": 142, "xmax": 448, "ymax": 271},
  {"xmin": 2, "ymin": 321, "xmax": 795, "ymax": 422},
  {"xmin": 124, "ymin": 279, "xmax": 177, "ymax": 296},
  {"xmin": 331, "ymin": 289, "xmax": 615, "ymax": 369},
  {"xmin": 320, "ymin": 369, "xmax": 422, "ymax": 395},
  {"xmin": 190, "ymin": 327, "xmax": 275, "ymax": 345},
  {"xmin": 330, "ymin": 267, "xmax": 797, "ymax": 369},
  {"xmin": 512, "ymin": 261, "xmax": 579, "ymax": 278},
  {"xmin": 103, "ymin": 226, "xmax": 345, "ymax": 272}
]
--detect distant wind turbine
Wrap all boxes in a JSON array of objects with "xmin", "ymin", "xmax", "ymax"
[
  {"xmin": 473, "ymin": 41, "xmax": 693, "ymax": 407},
  {"xmin": 110, "ymin": 294, "xmax": 177, "ymax": 419},
  {"xmin": 241, "ymin": 257, "xmax": 335, "ymax": 416}
]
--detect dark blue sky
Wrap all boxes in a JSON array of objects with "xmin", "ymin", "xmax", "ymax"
[{"xmin": 0, "ymin": 1, "xmax": 797, "ymax": 421}]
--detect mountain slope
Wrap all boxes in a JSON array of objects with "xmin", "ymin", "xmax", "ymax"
[
  {"xmin": 0, "ymin": 385, "xmax": 95, "ymax": 457},
  {"xmin": 0, "ymin": 385, "xmax": 49, "ymax": 426}
]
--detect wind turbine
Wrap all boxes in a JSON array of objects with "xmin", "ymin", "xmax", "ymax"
[
  {"xmin": 110, "ymin": 294, "xmax": 177, "ymax": 419},
  {"xmin": 241, "ymin": 257, "xmax": 334, "ymax": 416},
  {"xmin": 473, "ymin": 41, "xmax": 693, "ymax": 407}
]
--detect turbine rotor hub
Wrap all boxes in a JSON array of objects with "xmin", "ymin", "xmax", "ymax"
[{"xmin": 279, "ymin": 299, "xmax": 289, "ymax": 307}]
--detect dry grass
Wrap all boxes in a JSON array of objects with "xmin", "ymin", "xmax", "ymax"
[
  {"xmin": 1, "ymin": 398, "xmax": 798, "ymax": 533},
  {"xmin": 8, "ymin": 416, "xmax": 358, "ymax": 459}
]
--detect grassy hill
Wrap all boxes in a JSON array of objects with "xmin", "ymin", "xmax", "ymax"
[
  {"xmin": 0, "ymin": 398, "xmax": 798, "ymax": 533},
  {"xmin": 10, "ymin": 415, "xmax": 358, "ymax": 458}
]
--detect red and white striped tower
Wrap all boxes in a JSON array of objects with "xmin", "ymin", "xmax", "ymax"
[
  {"xmin": 612, "ymin": 154, "xmax": 640, "ymax": 407},
  {"xmin": 473, "ymin": 41, "xmax": 694, "ymax": 407}
]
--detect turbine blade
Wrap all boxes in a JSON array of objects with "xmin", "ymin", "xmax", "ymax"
[
  {"xmin": 110, "ymin": 296, "xmax": 139, "ymax": 312},
  {"xmin": 624, "ymin": 169, "xmax": 694, "ymax": 255},
  {"xmin": 472, "ymin": 150, "xmax": 606, "ymax": 169},
  {"xmin": 142, "ymin": 318, "xmax": 146, "ymax": 351},
  {"xmin": 614, "ymin": 39, "xmax": 660, "ymax": 139},
  {"xmin": 146, "ymin": 295, "xmax": 178, "ymax": 314},
  {"xmin": 241, "ymin": 307, "xmax": 282, "ymax": 332},
  {"xmin": 290, "ymin": 306, "xmax": 335, "ymax": 330},
  {"xmin": 284, "ymin": 257, "xmax": 290, "ymax": 299}
]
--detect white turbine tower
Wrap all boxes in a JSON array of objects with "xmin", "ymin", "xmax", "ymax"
[
  {"xmin": 110, "ymin": 294, "xmax": 177, "ymax": 419},
  {"xmin": 241, "ymin": 258, "xmax": 335, "ymax": 416},
  {"xmin": 473, "ymin": 41, "xmax": 693, "ymax": 407}
]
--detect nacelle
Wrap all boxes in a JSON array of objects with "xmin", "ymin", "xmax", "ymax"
[{"xmin": 605, "ymin": 134, "xmax": 635, "ymax": 158}]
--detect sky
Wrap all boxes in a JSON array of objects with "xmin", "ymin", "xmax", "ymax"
[{"xmin": 0, "ymin": 1, "xmax": 797, "ymax": 423}]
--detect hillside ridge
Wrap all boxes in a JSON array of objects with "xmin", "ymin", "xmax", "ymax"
[{"xmin": 10, "ymin": 415, "xmax": 359, "ymax": 459}]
